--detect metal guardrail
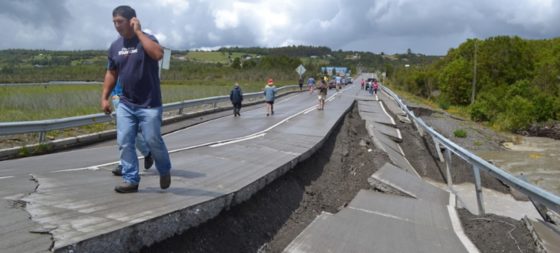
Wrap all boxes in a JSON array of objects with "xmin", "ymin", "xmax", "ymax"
[
  {"xmin": 0, "ymin": 85, "xmax": 300, "ymax": 142},
  {"xmin": 381, "ymin": 85, "xmax": 560, "ymax": 215}
]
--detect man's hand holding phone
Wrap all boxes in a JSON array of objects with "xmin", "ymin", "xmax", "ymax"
[{"xmin": 130, "ymin": 17, "xmax": 141, "ymax": 34}]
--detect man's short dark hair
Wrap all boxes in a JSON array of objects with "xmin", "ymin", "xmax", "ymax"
[{"xmin": 112, "ymin": 5, "xmax": 136, "ymax": 20}]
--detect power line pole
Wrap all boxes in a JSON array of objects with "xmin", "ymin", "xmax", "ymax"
[{"xmin": 471, "ymin": 39, "xmax": 478, "ymax": 105}]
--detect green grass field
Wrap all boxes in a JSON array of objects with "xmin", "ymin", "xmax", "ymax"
[
  {"xmin": 184, "ymin": 51, "xmax": 257, "ymax": 64},
  {"xmin": 0, "ymin": 81, "xmax": 290, "ymax": 122}
]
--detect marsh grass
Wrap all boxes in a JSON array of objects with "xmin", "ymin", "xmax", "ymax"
[{"xmin": 0, "ymin": 81, "xmax": 289, "ymax": 122}]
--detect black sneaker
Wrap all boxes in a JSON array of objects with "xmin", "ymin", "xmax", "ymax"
[
  {"xmin": 112, "ymin": 165, "xmax": 123, "ymax": 176},
  {"xmin": 144, "ymin": 153, "xmax": 153, "ymax": 170},
  {"xmin": 160, "ymin": 174, "xmax": 171, "ymax": 189},
  {"xmin": 114, "ymin": 183, "xmax": 139, "ymax": 193}
]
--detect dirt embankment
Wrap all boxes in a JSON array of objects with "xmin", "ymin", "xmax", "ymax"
[
  {"xmin": 525, "ymin": 121, "xmax": 560, "ymax": 140},
  {"xmin": 398, "ymin": 106, "xmax": 536, "ymax": 253}
]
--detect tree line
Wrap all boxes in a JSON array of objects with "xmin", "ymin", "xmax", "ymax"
[
  {"xmin": 0, "ymin": 46, "xmax": 435, "ymax": 84},
  {"xmin": 390, "ymin": 36, "xmax": 560, "ymax": 132}
]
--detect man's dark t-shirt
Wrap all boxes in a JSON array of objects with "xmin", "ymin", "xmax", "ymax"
[{"xmin": 107, "ymin": 33, "xmax": 161, "ymax": 108}]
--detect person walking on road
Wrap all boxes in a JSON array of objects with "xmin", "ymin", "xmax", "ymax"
[
  {"xmin": 110, "ymin": 78, "xmax": 154, "ymax": 176},
  {"xmin": 230, "ymin": 82, "xmax": 243, "ymax": 117},
  {"xmin": 298, "ymin": 77, "xmax": 304, "ymax": 91},
  {"xmin": 264, "ymin": 78, "xmax": 277, "ymax": 116},
  {"xmin": 317, "ymin": 79, "xmax": 328, "ymax": 110},
  {"xmin": 101, "ymin": 5, "xmax": 172, "ymax": 193},
  {"xmin": 373, "ymin": 80, "xmax": 379, "ymax": 95},
  {"xmin": 307, "ymin": 77, "xmax": 316, "ymax": 94}
]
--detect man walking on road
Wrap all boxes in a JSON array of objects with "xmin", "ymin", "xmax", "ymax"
[
  {"xmin": 317, "ymin": 79, "xmax": 328, "ymax": 110},
  {"xmin": 230, "ymin": 82, "xmax": 243, "ymax": 117},
  {"xmin": 101, "ymin": 5, "xmax": 172, "ymax": 193},
  {"xmin": 110, "ymin": 78, "xmax": 154, "ymax": 176}
]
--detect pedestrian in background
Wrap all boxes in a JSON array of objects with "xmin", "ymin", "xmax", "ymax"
[
  {"xmin": 101, "ymin": 5, "xmax": 172, "ymax": 193},
  {"xmin": 230, "ymin": 82, "xmax": 243, "ymax": 117},
  {"xmin": 317, "ymin": 79, "xmax": 328, "ymax": 110},
  {"xmin": 307, "ymin": 77, "xmax": 315, "ymax": 94},
  {"xmin": 373, "ymin": 80, "xmax": 379, "ymax": 95},
  {"xmin": 110, "ymin": 78, "xmax": 153, "ymax": 176},
  {"xmin": 298, "ymin": 77, "xmax": 304, "ymax": 91},
  {"xmin": 264, "ymin": 78, "xmax": 277, "ymax": 116}
]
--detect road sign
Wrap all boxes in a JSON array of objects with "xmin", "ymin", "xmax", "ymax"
[{"xmin": 295, "ymin": 64, "xmax": 306, "ymax": 76}]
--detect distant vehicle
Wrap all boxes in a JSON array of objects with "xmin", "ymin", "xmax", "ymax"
[{"xmin": 328, "ymin": 80, "xmax": 336, "ymax": 89}]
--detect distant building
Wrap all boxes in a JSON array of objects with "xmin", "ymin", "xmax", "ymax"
[{"xmin": 321, "ymin": 66, "xmax": 348, "ymax": 76}]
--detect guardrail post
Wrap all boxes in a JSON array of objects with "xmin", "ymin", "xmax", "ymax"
[
  {"xmin": 39, "ymin": 131, "xmax": 46, "ymax": 143},
  {"xmin": 473, "ymin": 165, "xmax": 485, "ymax": 215},
  {"xmin": 445, "ymin": 148, "xmax": 453, "ymax": 187},
  {"xmin": 409, "ymin": 112, "xmax": 424, "ymax": 137},
  {"xmin": 433, "ymin": 138, "xmax": 445, "ymax": 162},
  {"xmin": 413, "ymin": 119, "xmax": 424, "ymax": 137}
]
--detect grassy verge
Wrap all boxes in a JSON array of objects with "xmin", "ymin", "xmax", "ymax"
[
  {"xmin": 383, "ymin": 82, "xmax": 471, "ymax": 119},
  {"xmin": 0, "ymin": 80, "xmax": 292, "ymax": 122}
]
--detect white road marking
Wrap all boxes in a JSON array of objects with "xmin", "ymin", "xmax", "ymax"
[
  {"xmin": 53, "ymin": 167, "xmax": 101, "ymax": 173},
  {"xmin": 348, "ymin": 206, "xmax": 413, "ymax": 222},
  {"xmin": 0, "ymin": 176, "xmax": 14, "ymax": 180},
  {"xmin": 52, "ymin": 90, "xmax": 344, "ymax": 172},
  {"xmin": 210, "ymin": 133, "xmax": 266, "ymax": 147},
  {"xmin": 378, "ymin": 101, "xmax": 396, "ymax": 126},
  {"xmin": 396, "ymin": 128, "xmax": 402, "ymax": 140}
]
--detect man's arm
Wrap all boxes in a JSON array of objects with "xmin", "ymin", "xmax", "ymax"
[
  {"xmin": 101, "ymin": 69, "xmax": 118, "ymax": 114},
  {"xmin": 130, "ymin": 17, "xmax": 163, "ymax": 61}
]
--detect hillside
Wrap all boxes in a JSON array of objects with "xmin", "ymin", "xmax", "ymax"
[
  {"xmin": 389, "ymin": 36, "xmax": 560, "ymax": 134},
  {"xmin": 0, "ymin": 46, "xmax": 440, "ymax": 84}
]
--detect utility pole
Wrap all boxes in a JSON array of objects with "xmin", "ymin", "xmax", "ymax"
[{"xmin": 471, "ymin": 39, "xmax": 478, "ymax": 105}]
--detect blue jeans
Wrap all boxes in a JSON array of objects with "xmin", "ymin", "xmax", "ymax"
[
  {"xmin": 117, "ymin": 103, "xmax": 172, "ymax": 185},
  {"xmin": 112, "ymin": 98, "xmax": 150, "ymax": 156}
]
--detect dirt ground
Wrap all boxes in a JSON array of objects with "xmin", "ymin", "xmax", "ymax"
[
  {"xmin": 458, "ymin": 209, "xmax": 536, "ymax": 253},
  {"xmin": 399, "ymin": 106, "xmax": 510, "ymax": 194},
  {"xmin": 142, "ymin": 102, "xmax": 537, "ymax": 253}
]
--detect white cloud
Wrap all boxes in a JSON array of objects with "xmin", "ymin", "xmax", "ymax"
[
  {"xmin": 214, "ymin": 9, "xmax": 239, "ymax": 29},
  {"xmin": 155, "ymin": 0, "xmax": 190, "ymax": 15},
  {"xmin": 0, "ymin": 0, "xmax": 558, "ymax": 55}
]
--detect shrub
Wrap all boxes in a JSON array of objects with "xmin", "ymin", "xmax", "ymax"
[
  {"xmin": 453, "ymin": 129, "xmax": 467, "ymax": 138},
  {"xmin": 494, "ymin": 96, "xmax": 535, "ymax": 131},
  {"xmin": 469, "ymin": 101, "xmax": 490, "ymax": 122},
  {"xmin": 18, "ymin": 146, "xmax": 30, "ymax": 157},
  {"xmin": 438, "ymin": 98, "xmax": 450, "ymax": 110}
]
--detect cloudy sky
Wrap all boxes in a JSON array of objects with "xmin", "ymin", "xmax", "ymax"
[{"xmin": 1, "ymin": 0, "xmax": 559, "ymax": 55}]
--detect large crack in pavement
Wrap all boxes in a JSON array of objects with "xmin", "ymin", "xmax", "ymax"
[
  {"xmin": 142, "ymin": 103, "xmax": 391, "ymax": 253},
  {"xmin": 1, "ymin": 174, "xmax": 55, "ymax": 253}
]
